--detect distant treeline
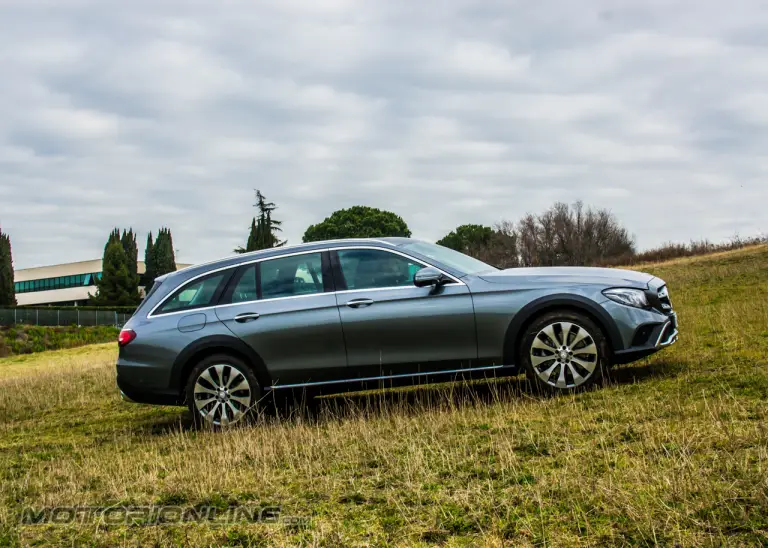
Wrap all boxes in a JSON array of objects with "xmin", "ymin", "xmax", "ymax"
[{"xmin": 436, "ymin": 201, "xmax": 766, "ymax": 269}]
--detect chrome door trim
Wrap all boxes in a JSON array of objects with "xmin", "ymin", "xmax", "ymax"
[{"xmin": 267, "ymin": 364, "xmax": 509, "ymax": 390}]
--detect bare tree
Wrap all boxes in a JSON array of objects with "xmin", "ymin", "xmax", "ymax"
[{"xmin": 459, "ymin": 201, "xmax": 635, "ymax": 268}]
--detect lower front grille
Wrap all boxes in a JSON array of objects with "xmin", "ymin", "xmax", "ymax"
[{"xmin": 632, "ymin": 324, "xmax": 657, "ymax": 346}]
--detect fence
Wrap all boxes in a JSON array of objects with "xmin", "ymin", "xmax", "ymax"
[{"xmin": 0, "ymin": 308, "xmax": 132, "ymax": 328}]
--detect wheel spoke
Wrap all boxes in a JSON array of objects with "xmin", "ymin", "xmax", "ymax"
[
  {"xmin": 194, "ymin": 396, "xmax": 215, "ymax": 410},
  {"xmin": 556, "ymin": 362, "xmax": 567, "ymax": 387},
  {"xmin": 230, "ymin": 394, "xmax": 251, "ymax": 407},
  {"xmin": 225, "ymin": 371, "xmax": 243, "ymax": 389},
  {"xmin": 570, "ymin": 327, "xmax": 590, "ymax": 348},
  {"xmin": 532, "ymin": 336, "xmax": 556, "ymax": 351},
  {"xmin": 541, "ymin": 324, "xmax": 559, "ymax": 347},
  {"xmin": 540, "ymin": 361, "xmax": 559, "ymax": 379},
  {"xmin": 213, "ymin": 365, "xmax": 226, "ymax": 388},
  {"xmin": 227, "ymin": 401, "xmax": 241, "ymax": 417},
  {"xmin": 566, "ymin": 362, "xmax": 584, "ymax": 385},
  {"xmin": 204, "ymin": 402, "xmax": 220, "ymax": 421},
  {"xmin": 199, "ymin": 369, "xmax": 219, "ymax": 389},
  {"xmin": 571, "ymin": 355, "xmax": 596, "ymax": 373},
  {"xmin": 575, "ymin": 341, "xmax": 597, "ymax": 356},
  {"xmin": 229, "ymin": 378, "xmax": 250, "ymax": 392},
  {"xmin": 194, "ymin": 384, "xmax": 217, "ymax": 395},
  {"xmin": 559, "ymin": 322, "xmax": 574, "ymax": 346},
  {"xmin": 531, "ymin": 354, "xmax": 556, "ymax": 367}
]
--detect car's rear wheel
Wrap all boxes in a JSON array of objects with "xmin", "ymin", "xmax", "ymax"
[
  {"xmin": 185, "ymin": 354, "xmax": 261, "ymax": 427},
  {"xmin": 520, "ymin": 310, "xmax": 610, "ymax": 392}
]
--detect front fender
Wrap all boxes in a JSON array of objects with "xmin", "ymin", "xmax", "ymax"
[{"xmin": 502, "ymin": 294, "xmax": 624, "ymax": 364}]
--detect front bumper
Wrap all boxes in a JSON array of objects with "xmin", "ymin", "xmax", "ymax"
[{"xmin": 613, "ymin": 312, "xmax": 678, "ymax": 364}]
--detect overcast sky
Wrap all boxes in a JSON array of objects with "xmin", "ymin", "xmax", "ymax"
[{"xmin": 1, "ymin": 1, "xmax": 766, "ymax": 269}]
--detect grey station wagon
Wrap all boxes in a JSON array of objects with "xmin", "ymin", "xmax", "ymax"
[{"xmin": 117, "ymin": 238, "xmax": 678, "ymax": 426}]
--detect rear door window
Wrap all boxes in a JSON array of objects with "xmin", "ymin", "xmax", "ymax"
[{"xmin": 261, "ymin": 253, "xmax": 324, "ymax": 299}]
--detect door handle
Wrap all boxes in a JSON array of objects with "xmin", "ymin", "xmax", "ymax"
[
  {"xmin": 346, "ymin": 298, "xmax": 374, "ymax": 308},
  {"xmin": 234, "ymin": 312, "xmax": 260, "ymax": 323}
]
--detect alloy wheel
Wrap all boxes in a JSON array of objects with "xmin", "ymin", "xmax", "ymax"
[
  {"xmin": 193, "ymin": 364, "xmax": 252, "ymax": 426},
  {"xmin": 529, "ymin": 321, "xmax": 599, "ymax": 389}
]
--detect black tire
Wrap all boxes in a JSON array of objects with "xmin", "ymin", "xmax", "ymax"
[
  {"xmin": 519, "ymin": 310, "xmax": 611, "ymax": 393},
  {"xmin": 185, "ymin": 353, "xmax": 262, "ymax": 428}
]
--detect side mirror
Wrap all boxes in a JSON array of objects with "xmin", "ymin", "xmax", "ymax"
[{"xmin": 414, "ymin": 267, "xmax": 447, "ymax": 288}]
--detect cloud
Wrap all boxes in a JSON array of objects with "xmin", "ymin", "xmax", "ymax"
[{"xmin": 0, "ymin": 0, "xmax": 766, "ymax": 268}]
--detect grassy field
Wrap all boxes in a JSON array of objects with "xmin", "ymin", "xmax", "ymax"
[
  {"xmin": 0, "ymin": 246, "xmax": 766, "ymax": 546},
  {"xmin": 0, "ymin": 325, "xmax": 119, "ymax": 357}
]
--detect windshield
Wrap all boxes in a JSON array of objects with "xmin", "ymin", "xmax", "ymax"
[{"xmin": 400, "ymin": 241, "xmax": 497, "ymax": 276}]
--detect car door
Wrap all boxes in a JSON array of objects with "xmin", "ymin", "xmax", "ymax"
[
  {"xmin": 332, "ymin": 247, "xmax": 477, "ymax": 379},
  {"xmin": 214, "ymin": 251, "xmax": 347, "ymax": 387}
]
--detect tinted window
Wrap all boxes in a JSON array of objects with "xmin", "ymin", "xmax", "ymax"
[
  {"xmin": 261, "ymin": 253, "xmax": 324, "ymax": 299},
  {"xmin": 338, "ymin": 249, "xmax": 425, "ymax": 290},
  {"xmin": 229, "ymin": 264, "xmax": 259, "ymax": 304},
  {"xmin": 156, "ymin": 273, "xmax": 227, "ymax": 314}
]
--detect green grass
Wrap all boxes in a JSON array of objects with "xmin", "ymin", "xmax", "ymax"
[
  {"xmin": 0, "ymin": 325, "xmax": 118, "ymax": 357},
  {"xmin": 0, "ymin": 245, "xmax": 766, "ymax": 546}
]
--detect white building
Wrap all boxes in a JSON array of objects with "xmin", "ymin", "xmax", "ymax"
[{"xmin": 14, "ymin": 260, "xmax": 191, "ymax": 306}]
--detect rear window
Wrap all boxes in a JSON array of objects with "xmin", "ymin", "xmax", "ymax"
[
  {"xmin": 133, "ymin": 280, "xmax": 162, "ymax": 316},
  {"xmin": 154, "ymin": 273, "xmax": 228, "ymax": 315}
]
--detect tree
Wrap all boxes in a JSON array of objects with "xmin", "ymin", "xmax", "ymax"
[
  {"xmin": 121, "ymin": 229, "xmax": 138, "ymax": 280},
  {"xmin": 144, "ymin": 231, "xmax": 156, "ymax": 290},
  {"xmin": 503, "ymin": 202, "xmax": 635, "ymax": 267},
  {"xmin": 0, "ymin": 228, "xmax": 16, "ymax": 306},
  {"xmin": 90, "ymin": 241, "xmax": 140, "ymax": 306},
  {"xmin": 302, "ymin": 206, "xmax": 411, "ymax": 242},
  {"xmin": 121, "ymin": 228, "xmax": 139, "ymax": 296},
  {"xmin": 104, "ymin": 228, "xmax": 121, "ymax": 255},
  {"xmin": 235, "ymin": 190, "xmax": 286, "ymax": 253},
  {"xmin": 437, "ymin": 224, "xmax": 494, "ymax": 253},
  {"xmin": 153, "ymin": 228, "xmax": 177, "ymax": 277}
]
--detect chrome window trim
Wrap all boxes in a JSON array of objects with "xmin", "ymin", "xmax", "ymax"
[
  {"xmin": 147, "ymin": 245, "xmax": 463, "ymax": 318},
  {"xmin": 268, "ymin": 364, "xmax": 509, "ymax": 390},
  {"xmin": 171, "ymin": 239, "xmax": 396, "ymax": 276}
]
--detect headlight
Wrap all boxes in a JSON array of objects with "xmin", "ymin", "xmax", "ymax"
[{"xmin": 603, "ymin": 288, "xmax": 649, "ymax": 308}]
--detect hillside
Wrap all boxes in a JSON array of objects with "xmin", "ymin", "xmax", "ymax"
[{"xmin": 0, "ymin": 245, "xmax": 766, "ymax": 546}]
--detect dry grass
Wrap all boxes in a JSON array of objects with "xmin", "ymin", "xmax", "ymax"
[{"xmin": 1, "ymin": 246, "xmax": 767, "ymax": 546}]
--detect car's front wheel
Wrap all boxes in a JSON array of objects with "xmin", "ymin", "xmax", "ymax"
[
  {"xmin": 185, "ymin": 354, "xmax": 261, "ymax": 427},
  {"xmin": 520, "ymin": 310, "xmax": 610, "ymax": 392}
]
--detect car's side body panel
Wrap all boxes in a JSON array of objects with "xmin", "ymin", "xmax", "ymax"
[
  {"xmin": 334, "ymin": 283, "xmax": 478, "ymax": 378},
  {"xmin": 215, "ymin": 293, "xmax": 348, "ymax": 386}
]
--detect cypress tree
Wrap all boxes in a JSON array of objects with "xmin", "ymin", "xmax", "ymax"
[
  {"xmin": 121, "ymin": 229, "xmax": 139, "ymax": 298},
  {"xmin": 153, "ymin": 228, "xmax": 177, "ymax": 277},
  {"xmin": 144, "ymin": 231, "xmax": 156, "ymax": 292},
  {"xmin": 91, "ymin": 241, "xmax": 139, "ymax": 306},
  {"xmin": 121, "ymin": 229, "xmax": 138, "ymax": 281},
  {"xmin": 0, "ymin": 228, "xmax": 16, "ymax": 306},
  {"xmin": 104, "ymin": 228, "xmax": 121, "ymax": 255}
]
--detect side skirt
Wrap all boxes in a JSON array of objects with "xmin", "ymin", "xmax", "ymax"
[{"xmin": 267, "ymin": 364, "xmax": 517, "ymax": 391}]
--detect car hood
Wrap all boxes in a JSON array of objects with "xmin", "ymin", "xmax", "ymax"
[{"xmin": 478, "ymin": 266, "xmax": 654, "ymax": 289}]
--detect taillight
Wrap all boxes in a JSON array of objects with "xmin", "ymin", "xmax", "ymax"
[{"xmin": 118, "ymin": 329, "xmax": 136, "ymax": 347}]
